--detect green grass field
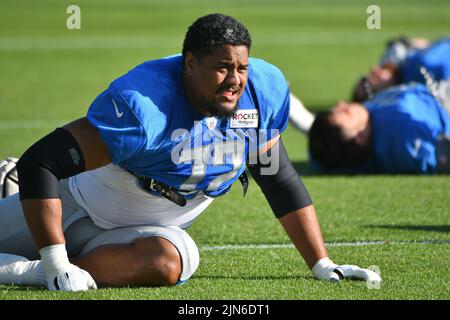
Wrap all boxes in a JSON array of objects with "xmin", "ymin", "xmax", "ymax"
[{"xmin": 0, "ymin": 0, "xmax": 449, "ymax": 300}]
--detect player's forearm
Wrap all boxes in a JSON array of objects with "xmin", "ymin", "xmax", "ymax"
[
  {"xmin": 21, "ymin": 199, "xmax": 65, "ymax": 249},
  {"xmin": 278, "ymin": 204, "xmax": 328, "ymax": 269},
  {"xmin": 20, "ymin": 199, "xmax": 97, "ymax": 292}
]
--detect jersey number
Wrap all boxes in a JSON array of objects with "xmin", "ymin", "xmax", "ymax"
[{"xmin": 178, "ymin": 141, "xmax": 245, "ymax": 191}]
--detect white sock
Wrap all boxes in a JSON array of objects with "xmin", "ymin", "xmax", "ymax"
[{"xmin": 0, "ymin": 253, "xmax": 46, "ymax": 286}]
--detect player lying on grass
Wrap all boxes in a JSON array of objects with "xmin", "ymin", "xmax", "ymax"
[
  {"xmin": 352, "ymin": 36, "xmax": 450, "ymax": 103},
  {"xmin": 288, "ymin": 37, "xmax": 450, "ymax": 135},
  {"xmin": 308, "ymin": 82, "xmax": 450, "ymax": 174},
  {"xmin": 0, "ymin": 13, "xmax": 380, "ymax": 291}
]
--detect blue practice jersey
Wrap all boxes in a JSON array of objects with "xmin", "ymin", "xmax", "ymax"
[
  {"xmin": 87, "ymin": 55, "xmax": 290, "ymax": 198},
  {"xmin": 364, "ymin": 83, "xmax": 450, "ymax": 173},
  {"xmin": 399, "ymin": 37, "xmax": 450, "ymax": 84}
]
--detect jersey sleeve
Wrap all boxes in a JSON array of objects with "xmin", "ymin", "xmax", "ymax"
[
  {"xmin": 249, "ymin": 58, "xmax": 291, "ymax": 149},
  {"xmin": 87, "ymin": 88, "xmax": 147, "ymax": 165},
  {"xmin": 262, "ymin": 84, "xmax": 290, "ymax": 138}
]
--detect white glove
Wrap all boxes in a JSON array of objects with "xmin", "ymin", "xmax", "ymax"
[
  {"xmin": 39, "ymin": 244, "xmax": 97, "ymax": 291},
  {"xmin": 312, "ymin": 257, "xmax": 382, "ymax": 286}
]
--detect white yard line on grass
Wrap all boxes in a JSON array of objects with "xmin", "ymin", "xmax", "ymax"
[{"xmin": 199, "ymin": 239, "xmax": 450, "ymax": 252}]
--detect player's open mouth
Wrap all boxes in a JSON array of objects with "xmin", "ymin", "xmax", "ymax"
[{"xmin": 218, "ymin": 88, "xmax": 240, "ymax": 100}]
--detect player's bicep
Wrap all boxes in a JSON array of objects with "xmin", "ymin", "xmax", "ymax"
[{"xmin": 63, "ymin": 117, "xmax": 111, "ymax": 171}]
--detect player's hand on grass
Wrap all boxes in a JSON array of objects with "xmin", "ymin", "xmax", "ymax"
[
  {"xmin": 46, "ymin": 263, "xmax": 97, "ymax": 291},
  {"xmin": 312, "ymin": 257, "xmax": 382, "ymax": 285},
  {"xmin": 40, "ymin": 244, "xmax": 97, "ymax": 291}
]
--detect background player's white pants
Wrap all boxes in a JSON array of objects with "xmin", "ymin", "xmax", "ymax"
[
  {"xmin": 288, "ymin": 93, "xmax": 315, "ymax": 134},
  {"xmin": 435, "ymin": 79, "xmax": 450, "ymax": 115},
  {"xmin": 0, "ymin": 179, "xmax": 202, "ymax": 282}
]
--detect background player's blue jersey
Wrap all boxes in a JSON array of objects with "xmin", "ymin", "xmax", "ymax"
[
  {"xmin": 399, "ymin": 37, "xmax": 450, "ymax": 83},
  {"xmin": 87, "ymin": 55, "xmax": 290, "ymax": 198},
  {"xmin": 364, "ymin": 83, "xmax": 450, "ymax": 173}
]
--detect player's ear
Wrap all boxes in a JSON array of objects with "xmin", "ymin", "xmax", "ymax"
[
  {"xmin": 184, "ymin": 52, "xmax": 197, "ymax": 75},
  {"xmin": 355, "ymin": 126, "xmax": 370, "ymax": 147}
]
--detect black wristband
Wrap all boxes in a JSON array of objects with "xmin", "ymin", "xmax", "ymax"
[
  {"xmin": 17, "ymin": 128, "xmax": 85, "ymax": 200},
  {"xmin": 248, "ymin": 138, "xmax": 312, "ymax": 218}
]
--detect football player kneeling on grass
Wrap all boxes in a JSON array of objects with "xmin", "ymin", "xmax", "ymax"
[{"xmin": 0, "ymin": 13, "xmax": 380, "ymax": 292}]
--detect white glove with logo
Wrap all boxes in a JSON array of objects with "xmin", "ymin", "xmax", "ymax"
[
  {"xmin": 312, "ymin": 257, "xmax": 382, "ymax": 285},
  {"xmin": 39, "ymin": 244, "xmax": 97, "ymax": 291}
]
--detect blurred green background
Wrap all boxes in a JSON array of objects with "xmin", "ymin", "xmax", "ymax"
[{"xmin": 1, "ymin": 0, "xmax": 450, "ymax": 158}]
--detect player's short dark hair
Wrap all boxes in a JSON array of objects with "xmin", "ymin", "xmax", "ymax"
[
  {"xmin": 308, "ymin": 111, "xmax": 371, "ymax": 170},
  {"xmin": 182, "ymin": 13, "xmax": 252, "ymax": 61}
]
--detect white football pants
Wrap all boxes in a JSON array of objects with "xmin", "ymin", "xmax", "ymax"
[{"xmin": 0, "ymin": 179, "xmax": 200, "ymax": 282}]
